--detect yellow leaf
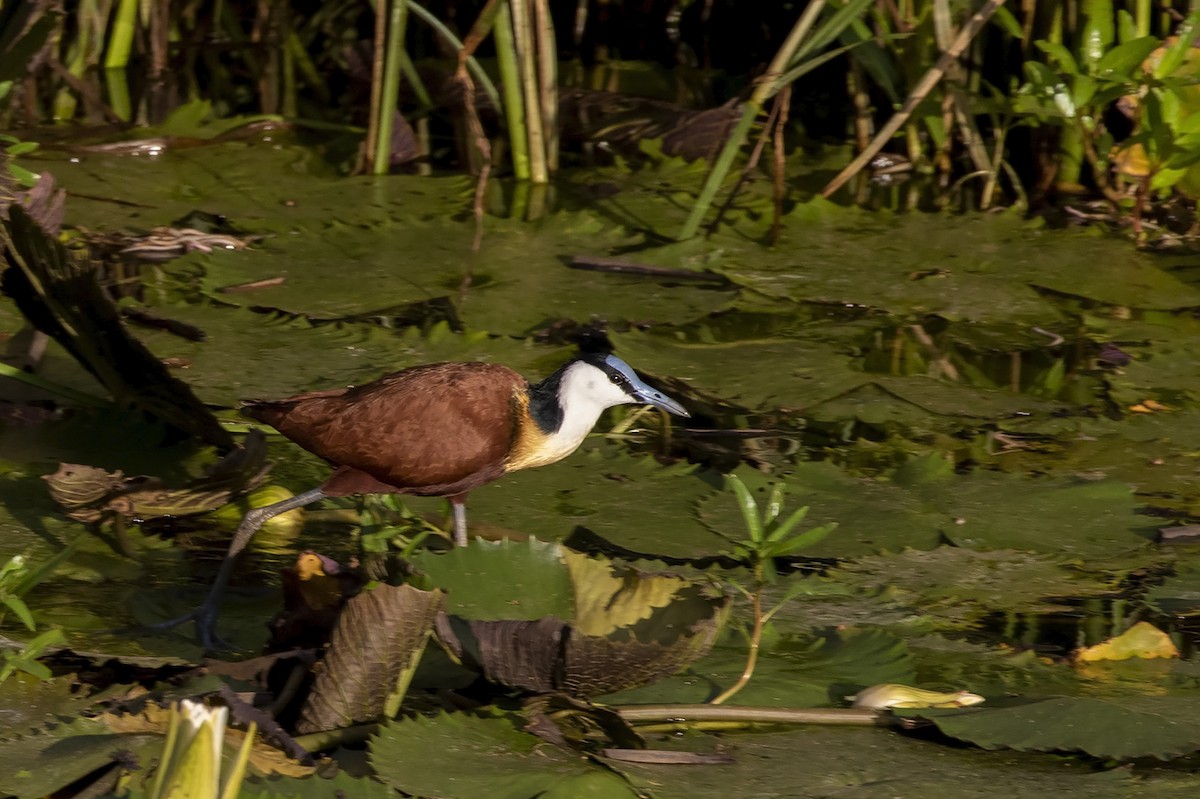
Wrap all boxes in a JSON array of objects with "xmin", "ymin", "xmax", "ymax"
[
  {"xmin": 563, "ymin": 550, "xmax": 687, "ymax": 638},
  {"xmin": 1075, "ymin": 621, "xmax": 1180, "ymax": 662}
]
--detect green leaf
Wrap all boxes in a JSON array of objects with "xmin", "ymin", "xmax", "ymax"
[
  {"xmin": 602, "ymin": 627, "xmax": 913, "ymax": 706},
  {"xmin": 11, "ymin": 658, "xmax": 51, "ymax": 680},
  {"xmin": 1035, "ymin": 41, "xmax": 1079, "ymax": 75},
  {"xmin": 4, "ymin": 141, "xmax": 36, "ymax": 156},
  {"xmin": 1072, "ymin": 73, "xmax": 1098, "ymax": 110},
  {"xmin": 989, "ymin": 7, "xmax": 1024, "ymax": 40},
  {"xmin": 13, "ymin": 533, "xmax": 88, "ymax": 597},
  {"xmin": 1116, "ymin": 9, "xmax": 1137, "ymax": 44},
  {"xmin": 1080, "ymin": 0, "xmax": 1115, "ymax": 70},
  {"xmin": 727, "ymin": 474, "xmax": 763, "ymax": 543},
  {"xmin": 8, "ymin": 163, "xmax": 38, "ymax": 188},
  {"xmin": 763, "ymin": 484, "xmax": 784, "ymax": 527},
  {"xmin": 1154, "ymin": 11, "xmax": 1200, "ymax": 79},
  {"xmin": 765, "ymin": 504, "xmax": 811, "ymax": 543},
  {"xmin": 792, "ymin": 0, "xmax": 875, "ymax": 64},
  {"xmin": 1095, "ymin": 36, "xmax": 1159, "ymax": 77},
  {"xmin": 1, "ymin": 595, "xmax": 35, "ymax": 631},
  {"xmin": 767, "ymin": 523, "xmax": 838, "ymax": 557}
]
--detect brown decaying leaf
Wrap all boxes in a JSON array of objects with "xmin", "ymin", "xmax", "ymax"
[
  {"xmin": 434, "ymin": 588, "xmax": 730, "ymax": 698},
  {"xmin": 43, "ymin": 429, "xmax": 271, "ymax": 522},
  {"xmin": 296, "ymin": 584, "xmax": 444, "ymax": 734},
  {"xmin": 0, "ymin": 189, "xmax": 232, "ymax": 448}
]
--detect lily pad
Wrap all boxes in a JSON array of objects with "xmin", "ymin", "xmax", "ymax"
[
  {"xmin": 0, "ymin": 716, "xmax": 162, "ymax": 799},
  {"xmin": 826, "ymin": 547, "xmax": 1120, "ymax": 623},
  {"xmin": 417, "ymin": 539, "xmax": 729, "ymax": 696},
  {"xmin": 369, "ymin": 711, "xmax": 638, "ymax": 799},
  {"xmin": 696, "ymin": 462, "xmax": 945, "ymax": 559},
  {"xmin": 463, "ymin": 444, "xmax": 729, "ymax": 560},
  {"xmin": 905, "ymin": 696, "xmax": 1200, "ymax": 761},
  {"xmin": 600, "ymin": 626, "xmax": 913, "ymax": 706},
  {"xmin": 602, "ymin": 725, "xmax": 1136, "ymax": 799}
]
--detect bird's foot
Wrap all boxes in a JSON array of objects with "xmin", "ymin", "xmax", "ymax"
[{"xmin": 141, "ymin": 603, "xmax": 229, "ymax": 652}]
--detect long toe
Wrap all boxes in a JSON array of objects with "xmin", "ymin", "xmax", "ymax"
[{"xmin": 194, "ymin": 604, "xmax": 231, "ymax": 652}]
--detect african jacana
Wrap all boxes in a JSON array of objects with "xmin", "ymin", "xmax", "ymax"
[{"xmin": 160, "ymin": 352, "xmax": 689, "ymax": 648}]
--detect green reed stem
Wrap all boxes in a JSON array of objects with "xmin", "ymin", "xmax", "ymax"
[
  {"xmin": 407, "ymin": 0, "xmax": 501, "ymax": 110},
  {"xmin": 104, "ymin": 0, "xmax": 139, "ymax": 69},
  {"xmin": 494, "ymin": 2, "xmax": 530, "ymax": 179},
  {"xmin": 511, "ymin": 0, "xmax": 548, "ymax": 183},
  {"xmin": 0, "ymin": 362, "xmax": 110, "ymax": 408},
  {"xmin": 373, "ymin": 0, "xmax": 409, "ymax": 175},
  {"xmin": 533, "ymin": 0, "xmax": 558, "ymax": 172},
  {"xmin": 678, "ymin": 0, "xmax": 832, "ymax": 240}
]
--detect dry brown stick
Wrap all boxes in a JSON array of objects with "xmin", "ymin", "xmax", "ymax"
[
  {"xmin": 821, "ymin": 0, "xmax": 1007, "ymax": 198},
  {"xmin": 453, "ymin": 0, "xmax": 503, "ymax": 251}
]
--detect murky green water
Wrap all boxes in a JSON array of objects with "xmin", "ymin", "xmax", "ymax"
[{"xmin": 6, "ymin": 131, "xmax": 1200, "ymax": 793}]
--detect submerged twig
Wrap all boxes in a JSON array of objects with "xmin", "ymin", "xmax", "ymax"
[
  {"xmin": 568, "ymin": 256, "xmax": 729, "ymax": 283},
  {"xmin": 615, "ymin": 704, "xmax": 887, "ymax": 727}
]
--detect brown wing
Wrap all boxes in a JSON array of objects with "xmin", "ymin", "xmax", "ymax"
[{"xmin": 243, "ymin": 363, "xmax": 526, "ymax": 494}]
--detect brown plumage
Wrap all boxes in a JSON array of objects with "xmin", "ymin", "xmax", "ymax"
[
  {"xmin": 157, "ymin": 353, "xmax": 689, "ymax": 650},
  {"xmin": 242, "ymin": 362, "xmax": 525, "ymax": 498}
]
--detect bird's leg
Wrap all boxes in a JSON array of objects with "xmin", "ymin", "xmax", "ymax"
[
  {"xmin": 450, "ymin": 495, "xmax": 469, "ymax": 547},
  {"xmin": 147, "ymin": 487, "xmax": 326, "ymax": 650}
]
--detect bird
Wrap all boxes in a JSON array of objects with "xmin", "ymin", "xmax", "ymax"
[{"xmin": 156, "ymin": 351, "xmax": 689, "ymax": 649}]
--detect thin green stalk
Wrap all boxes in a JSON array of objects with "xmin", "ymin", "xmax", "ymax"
[
  {"xmin": 282, "ymin": 19, "xmax": 297, "ymax": 117},
  {"xmin": 286, "ymin": 31, "xmax": 328, "ymax": 105},
  {"xmin": 677, "ymin": 1, "xmax": 829, "ymax": 240},
  {"xmin": 710, "ymin": 587, "xmax": 764, "ymax": 705},
  {"xmin": 1134, "ymin": 0, "xmax": 1149, "ymax": 36},
  {"xmin": 363, "ymin": 0, "xmax": 387, "ymax": 172},
  {"xmin": 616, "ymin": 705, "xmax": 885, "ymax": 726},
  {"xmin": 373, "ymin": 0, "xmax": 409, "ymax": 175},
  {"xmin": 533, "ymin": 0, "xmax": 558, "ymax": 171},
  {"xmin": 100, "ymin": 66, "xmax": 129, "ymax": 122},
  {"xmin": 398, "ymin": 50, "xmax": 433, "ymax": 108},
  {"xmin": 511, "ymin": 0, "xmax": 548, "ymax": 183},
  {"xmin": 104, "ymin": 0, "xmax": 139, "ymax": 69},
  {"xmin": 494, "ymin": 2, "xmax": 530, "ymax": 179},
  {"xmin": 407, "ymin": 0, "xmax": 501, "ymax": 110}
]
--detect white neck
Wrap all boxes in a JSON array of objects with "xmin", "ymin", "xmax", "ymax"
[{"xmin": 540, "ymin": 361, "xmax": 634, "ymax": 460}]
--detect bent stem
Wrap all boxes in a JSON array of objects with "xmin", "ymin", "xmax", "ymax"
[{"xmin": 710, "ymin": 583, "xmax": 763, "ymax": 705}]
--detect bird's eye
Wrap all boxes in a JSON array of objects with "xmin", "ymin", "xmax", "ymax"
[{"xmin": 609, "ymin": 373, "xmax": 626, "ymax": 385}]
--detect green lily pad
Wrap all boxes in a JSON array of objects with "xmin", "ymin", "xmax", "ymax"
[
  {"xmin": 825, "ymin": 548, "xmax": 1119, "ymax": 628},
  {"xmin": 0, "ymin": 674, "xmax": 103, "ymax": 734},
  {"xmin": 369, "ymin": 712, "xmax": 638, "ymax": 799},
  {"xmin": 603, "ymin": 725, "xmax": 1136, "ymax": 799},
  {"xmin": 242, "ymin": 770, "xmax": 396, "ymax": 799},
  {"xmin": 713, "ymin": 208, "xmax": 1200, "ymax": 321},
  {"xmin": 905, "ymin": 696, "xmax": 1200, "ymax": 761},
  {"xmin": 696, "ymin": 462, "xmax": 945, "ymax": 559},
  {"xmin": 415, "ymin": 539, "xmax": 729, "ymax": 696},
  {"xmin": 601, "ymin": 626, "xmax": 913, "ymax": 706},
  {"xmin": 463, "ymin": 444, "xmax": 728, "ymax": 559},
  {"xmin": 412, "ymin": 538, "xmax": 575, "ymax": 621},
  {"xmin": 0, "ymin": 716, "xmax": 162, "ymax": 799}
]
